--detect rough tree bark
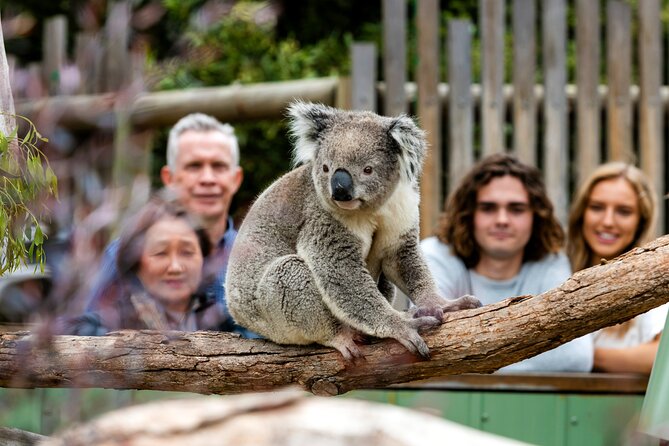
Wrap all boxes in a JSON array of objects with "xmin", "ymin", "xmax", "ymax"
[{"xmin": 1, "ymin": 235, "xmax": 668, "ymax": 396}]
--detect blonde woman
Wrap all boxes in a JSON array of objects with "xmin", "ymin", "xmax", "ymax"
[{"xmin": 567, "ymin": 162, "xmax": 665, "ymax": 374}]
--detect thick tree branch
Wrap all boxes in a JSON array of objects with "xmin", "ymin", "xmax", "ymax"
[{"xmin": 2, "ymin": 235, "xmax": 668, "ymax": 396}]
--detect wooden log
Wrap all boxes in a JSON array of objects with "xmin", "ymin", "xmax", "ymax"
[
  {"xmin": 14, "ymin": 77, "xmax": 339, "ymax": 131},
  {"xmin": 0, "ymin": 427, "xmax": 46, "ymax": 446},
  {"xmin": 40, "ymin": 390, "xmax": 526, "ymax": 446},
  {"xmin": 131, "ymin": 77, "xmax": 340, "ymax": 128},
  {"xmin": 1, "ymin": 235, "xmax": 668, "ymax": 397},
  {"xmin": 14, "ymin": 79, "xmax": 666, "ymax": 133}
]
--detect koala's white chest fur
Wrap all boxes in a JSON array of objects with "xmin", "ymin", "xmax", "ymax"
[{"xmin": 334, "ymin": 181, "xmax": 419, "ymax": 271}]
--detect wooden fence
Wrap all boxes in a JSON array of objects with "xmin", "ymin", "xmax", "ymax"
[
  {"xmin": 7, "ymin": 0, "xmax": 669, "ymax": 238},
  {"xmin": 349, "ymin": 0, "xmax": 668, "ymax": 238}
]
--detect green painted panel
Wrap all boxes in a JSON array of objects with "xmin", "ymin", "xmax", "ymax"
[
  {"xmin": 344, "ymin": 389, "xmax": 395, "ymax": 404},
  {"xmin": 478, "ymin": 392, "xmax": 566, "ymax": 446},
  {"xmin": 344, "ymin": 389, "xmax": 645, "ymax": 446},
  {"xmin": 567, "ymin": 395, "xmax": 644, "ymax": 446},
  {"xmin": 394, "ymin": 390, "xmax": 473, "ymax": 426},
  {"xmin": 0, "ymin": 388, "xmax": 42, "ymax": 433}
]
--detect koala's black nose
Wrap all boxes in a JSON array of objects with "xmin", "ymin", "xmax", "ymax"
[{"xmin": 331, "ymin": 169, "xmax": 354, "ymax": 201}]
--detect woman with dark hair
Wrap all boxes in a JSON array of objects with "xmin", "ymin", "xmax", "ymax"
[
  {"xmin": 68, "ymin": 191, "xmax": 214, "ymax": 335},
  {"xmin": 567, "ymin": 162, "xmax": 665, "ymax": 374},
  {"xmin": 420, "ymin": 153, "xmax": 593, "ymax": 372}
]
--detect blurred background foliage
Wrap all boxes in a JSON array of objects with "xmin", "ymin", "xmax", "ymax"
[
  {"xmin": 2, "ymin": 0, "xmax": 389, "ymax": 218},
  {"xmin": 2, "ymin": 0, "xmax": 654, "ymax": 218},
  {"xmin": 147, "ymin": 0, "xmax": 382, "ymax": 217},
  {"xmin": 2, "ymin": 0, "xmax": 488, "ymax": 218}
]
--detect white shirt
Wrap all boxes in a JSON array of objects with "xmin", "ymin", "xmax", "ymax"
[{"xmin": 594, "ymin": 304, "xmax": 668, "ymax": 349}]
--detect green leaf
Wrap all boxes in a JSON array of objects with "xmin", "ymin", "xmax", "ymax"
[{"xmin": 34, "ymin": 225, "xmax": 43, "ymax": 244}]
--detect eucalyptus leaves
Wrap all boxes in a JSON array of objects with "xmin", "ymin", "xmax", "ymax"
[{"xmin": 0, "ymin": 114, "xmax": 57, "ymax": 274}]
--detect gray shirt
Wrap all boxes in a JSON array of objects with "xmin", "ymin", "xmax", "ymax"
[{"xmin": 420, "ymin": 236, "xmax": 593, "ymax": 373}]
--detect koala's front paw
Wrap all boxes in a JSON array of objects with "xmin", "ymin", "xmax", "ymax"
[
  {"xmin": 443, "ymin": 294, "xmax": 482, "ymax": 312},
  {"xmin": 410, "ymin": 303, "xmax": 444, "ymax": 323},
  {"xmin": 327, "ymin": 329, "xmax": 364, "ymax": 362},
  {"xmin": 391, "ymin": 316, "xmax": 441, "ymax": 359},
  {"xmin": 409, "ymin": 315, "xmax": 442, "ymax": 332}
]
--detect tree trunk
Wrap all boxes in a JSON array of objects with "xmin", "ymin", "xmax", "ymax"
[
  {"xmin": 0, "ymin": 12, "xmax": 17, "ymax": 139},
  {"xmin": 2, "ymin": 235, "xmax": 668, "ymax": 396}
]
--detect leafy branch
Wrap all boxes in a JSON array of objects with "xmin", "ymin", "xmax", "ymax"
[{"xmin": 0, "ymin": 113, "xmax": 57, "ymax": 274}]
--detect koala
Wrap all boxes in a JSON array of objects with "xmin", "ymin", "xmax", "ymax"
[{"xmin": 226, "ymin": 101, "xmax": 480, "ymax": 360}]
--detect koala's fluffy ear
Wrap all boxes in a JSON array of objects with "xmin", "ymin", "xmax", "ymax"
[
  {"xmin": 287, "ymin": 101, "xmax": 336, "ymax": 166},
  {"xmin": 388, "ymin": 115, "xmax": 427, "ymax": 184}
]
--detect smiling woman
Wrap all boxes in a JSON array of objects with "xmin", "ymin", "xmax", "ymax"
[
  {"xmin": 567, "ymin": 162, "xmax": 666, "ymax": 374},
  {"xmin": 65, "ymin": 191, "xmax": 214, "ymax": 335}
]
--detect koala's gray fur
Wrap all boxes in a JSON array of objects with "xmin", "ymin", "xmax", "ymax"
[{"xmin": 226, "ymin": 101, "xmax": 480, "ymax": 360}]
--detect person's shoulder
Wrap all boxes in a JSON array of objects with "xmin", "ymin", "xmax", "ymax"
[
  {"xmin": 529, "ymin": 251, "xmax": 571, "ymax": 271},
  {"xmin": 521, "ymin": 251, "xmax": 572, "ymax": 291},
  {"xmin": 420, "ymin": 236, "xmax": 450, "ymax": 255},
  {"xmin": 420, "ymin": 237, "xmax": 467, "ymax": 270}
]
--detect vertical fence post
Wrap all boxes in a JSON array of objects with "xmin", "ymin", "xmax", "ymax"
[
  {"xmin": 104, "ymin": 1, "xmax": 131, "ymax": 93},
  {"xmin": 382, "ymin": 0, "xmax": 407, "ymax": 117},
  {"xmin": 542, "ymin": 0, "xmax": 569, "ymax": 224},
  {"xmin": 75, "ymin": 33, "xmax": 101, "ymax": 95},
  {"xmin": 109, "ymin": 1, "xmax": 153, "ymax": 216},
  {"xmin": 638, "ymin": 0, "xmax": 665, "ymax": 236},
  {"xmin": 480, "ymin": 0, "xmax": 505, "ymax": 157},
  {"xmin": 575, "ymin": 0, "xmax": 601, "ymax": 186},
  {"xmin": 351, "ymin": 43, "xmax": 377, "ymax": 112},
  {"xmin": 43, "ymin": 16, "xmax": 67, "ymax": 95},
  {"xmin": 447, "ymin": 19, "xmax": 473, "ymax": 194},
  {"xmin": 417, "ymin": 0, "xmax": 441, "ymax": 238},
  {"xmin": 606, "ymin": 1, "xmax": 633, "ymax": 163},
  {"xmin": 512, "ymin": 0, "xmax": 537, "ymax": 166}
]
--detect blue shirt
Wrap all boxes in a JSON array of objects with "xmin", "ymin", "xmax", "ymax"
[{"xmin": 85, "ymin": 217, "xmax": 258, "ymax": 337}]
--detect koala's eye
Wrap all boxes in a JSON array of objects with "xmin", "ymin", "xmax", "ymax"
[
  {"xmin": 363, "ymin": 166, "xmax": 373, "ymax": 175},
  {"xmin": 322, "ymin": 164, "xmax": 329, "ymax": 173}
]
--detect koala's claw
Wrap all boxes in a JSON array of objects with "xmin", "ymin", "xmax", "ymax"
[
  {"xmin": 336, "ymin": 343, "xmax": 363, "ymax": 362},
  {"xmin": 396, "ymin": 330, "xmax": 431, "ymax": 359},
  {"xmin": 328, "ymin": 327, "xmax": 365, "ymax": 362},
  {"xmin": 443, "ymin": 294, "xmax": 482, "ymax": 312}
]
